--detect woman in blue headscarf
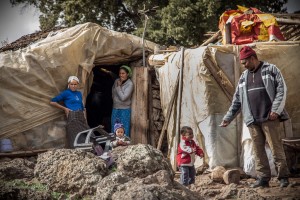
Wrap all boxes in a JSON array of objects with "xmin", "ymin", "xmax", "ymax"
[{"xmin": 111, "ymin": 65, "xmax": 134, "ymax": 137}]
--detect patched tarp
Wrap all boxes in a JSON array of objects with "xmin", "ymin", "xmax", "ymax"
[
  {"xmin": 0, "ymin": 22, "xmax": 155, "ymax": 150},
  {"xmin": 156, "ymin": 43, "xmax": 300, "ymax": 171}
]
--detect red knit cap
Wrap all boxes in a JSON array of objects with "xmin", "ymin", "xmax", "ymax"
[{"xmin": 239, "ymin": 46, "xmax": 256, "ymax": 60}]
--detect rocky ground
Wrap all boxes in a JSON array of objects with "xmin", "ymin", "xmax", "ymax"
[
  {"xmin": 186, "ymin": 173, "xmax": 300, "ymax": 199},
  {"xmin": 0, "ymin": 144, "xmax": 299, "ymax": 200}
]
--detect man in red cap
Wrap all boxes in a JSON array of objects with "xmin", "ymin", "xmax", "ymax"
[{"xmin": 220, "ymin": 46, "xmax": 290, "ymax": 188}]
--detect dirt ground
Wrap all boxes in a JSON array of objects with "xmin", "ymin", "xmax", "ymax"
[{"xmin": 175, "ymin": 172, "xmax": 300, "ymax": 199}]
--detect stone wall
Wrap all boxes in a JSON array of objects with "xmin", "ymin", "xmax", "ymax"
[{"xmin": 149, "ymin": 69, "xmax": 168, "ymax": 155}]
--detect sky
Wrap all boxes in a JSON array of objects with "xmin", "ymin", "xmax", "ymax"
[
  {"xmin": 0, "ymin": 0, "xmax": 300, "ymax": 46},
  {"xmin": 0, "ymin": 0, "xmax": 39, "ymax": 45}
]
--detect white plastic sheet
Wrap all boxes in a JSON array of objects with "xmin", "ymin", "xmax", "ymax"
[{"xmin": 157, "ymin": 44, "xmax": 300, "ymax": 170}]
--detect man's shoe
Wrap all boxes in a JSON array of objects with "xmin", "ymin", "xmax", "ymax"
[
  {"xmin": 250, "ymin": 179, "xmax": 269, "ymax": 188},
  {"xmin": 280, "ymin": 178, "xmax": 289, "ymax": 187}
]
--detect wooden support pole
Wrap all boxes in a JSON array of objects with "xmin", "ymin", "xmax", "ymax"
[
  {"xmin": 157, "ymin": 73, "xmax": 180, "ymax": 150},
  {"xmin": 131, "ymin": 67, "xmax": 149, "ymax": 144},
  {"xmin": 234, "ymin": 45, "xmax": 242, "ymax": 167},
  {"xmin": 200, "ymin": 30, "xmax": 221, "ymax": 46},
  {"xmin": 171, "ymin": 47, "xmax": 185, "ymax": 171}
]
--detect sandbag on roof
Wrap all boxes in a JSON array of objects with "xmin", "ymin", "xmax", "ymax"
[{"xmin": 0, "ymin": 22, "xmax": 155, "ymax": 150}]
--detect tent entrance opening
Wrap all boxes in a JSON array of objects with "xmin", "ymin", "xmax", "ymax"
[{"xmin": 85, "ymin": 65, "xmax": 120, "ymax": 133}]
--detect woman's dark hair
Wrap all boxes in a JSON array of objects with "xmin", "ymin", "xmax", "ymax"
[{"xmin": 180, "ymin": 126, "xmax": 193, "ymax": 135}]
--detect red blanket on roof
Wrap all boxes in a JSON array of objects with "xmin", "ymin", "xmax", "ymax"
[{"xmin": 219, "ymin": 6, "xmax": 285, "ymax": 45}]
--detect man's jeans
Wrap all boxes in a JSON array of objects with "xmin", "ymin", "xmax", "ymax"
[
  {"xmin": 180, "ymin": 166, "xmax": 196, "ymax": 185},
  {"xmin": 248, "ymin": 119, "xmax": 290, "ymax": 181}
]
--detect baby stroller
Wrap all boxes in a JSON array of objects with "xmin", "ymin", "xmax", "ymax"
[{"xmin": 73, "ymin": 125, "xmax": 115, "ymax": 153}]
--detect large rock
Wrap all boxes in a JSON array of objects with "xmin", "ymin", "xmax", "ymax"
[
  {"xmin": 111, "ymin": 146, "xmax": 128, "ymax": 162},
  {"xmin": 94, "ymin": 144, "xmax": 203, "ymax": 200},
  {"xmin": 95, "ymin": 170, "xmax": 201, "ymax": 200},
  {"xmin": 0, "ymin": 158, "xmax": 34, "ymax": 180},
  {"xmin": 116, "ymin": 144, "xmax": 174, "ymax": 179},
  {"xmin": 34, "ymin": 149, "xmax": 107, "ymax": 196}
]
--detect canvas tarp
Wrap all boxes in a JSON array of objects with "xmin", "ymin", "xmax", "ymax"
[
  {"xmin": 156, "ymin": 43, "xmax": 300, "ymax": 171},
  {"xmin": 0, "ymin": 22, "xmax": 155, "ymax": 150}
]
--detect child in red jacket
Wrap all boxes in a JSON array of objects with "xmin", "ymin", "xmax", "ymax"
[{"xmin": 177, "ymin": 126, "xmax": 204, "ymax": 186}]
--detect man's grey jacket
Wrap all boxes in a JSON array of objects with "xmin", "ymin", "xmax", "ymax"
[{"xmin": 223, "ymin": 62, "xmax": 289, "ymax": 126}]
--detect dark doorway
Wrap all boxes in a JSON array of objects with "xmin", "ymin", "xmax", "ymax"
[{"xmin": 85, "ymin": 65, "xmax": 120, "ymax": 133}]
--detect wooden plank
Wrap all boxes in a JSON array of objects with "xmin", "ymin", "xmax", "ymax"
[
  {"xmin": 0, "ymin": 149, "xmax": 52, "ymax": 158},
  {"xmin": 131, "ymin": 67, "xmax": 149, "ymax": 144},
  {"xmin": 276, "ymin": 18, "xmax": 300, "ymax": 25}
]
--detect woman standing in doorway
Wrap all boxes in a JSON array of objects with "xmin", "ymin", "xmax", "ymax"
[
  {"xmin": 111, "ymin": 65, "xmax": 134, "ymax": 137},
  {"xmin": 50, "ymin": 76, "xmax": 89, "ymax": 148}
]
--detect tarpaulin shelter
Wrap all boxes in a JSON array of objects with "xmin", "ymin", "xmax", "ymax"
[
  {"xmin": 0, "ymin": 23, "xmax": 156, "ymax": 152},
  {"xmin": 154, "ymin": 42, "xmax": 300, "ymax": 174}
]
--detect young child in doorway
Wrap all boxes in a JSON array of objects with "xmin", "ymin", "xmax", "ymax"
[
  {"xmin": 177, "ymin": 126, "xmax": 204, "ymax": 186},
  {"xmin": 111, "ymin": 121, "xmax": 131, "ymax": 148}
]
